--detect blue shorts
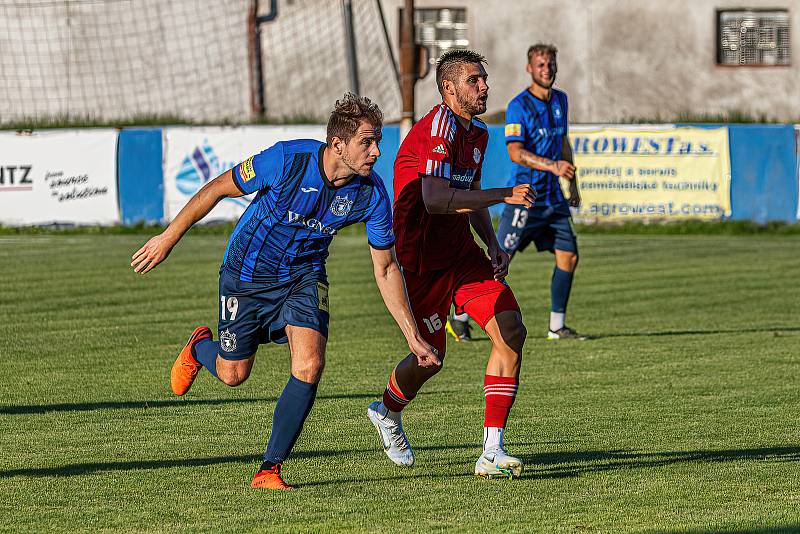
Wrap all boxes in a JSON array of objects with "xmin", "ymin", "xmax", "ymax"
[
  {"xmin": 496, "ymin": 201, "xmax": 578, "ymax": 255},
  {"xmin": 216, "ymin": 270, "xmax": 329, "ymax": 360}
]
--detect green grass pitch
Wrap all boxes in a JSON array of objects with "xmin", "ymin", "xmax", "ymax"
[{"xmin": 1, "ymin": 232, "xmax": 799, "ymax": 533}]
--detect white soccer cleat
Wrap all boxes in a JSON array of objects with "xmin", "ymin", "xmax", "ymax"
[
  {"xmin": 474, "ymin": 447, "xmax": 523, "ymax": 479},
  {"xmin": 367, "ymin": 401, "xmax": 415, "ymax": 466}
]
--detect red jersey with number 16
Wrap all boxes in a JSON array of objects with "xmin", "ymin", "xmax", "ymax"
[{"xmin": 393, "ymin": 104, "xmax": 489, "ymax": 273}]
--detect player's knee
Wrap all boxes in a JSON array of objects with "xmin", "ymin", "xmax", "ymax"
[
  {"xmin": 293, "ymin": 357, "xmax": 325, "ymax": 384},
  {"xmin": 217, "ymin": 358, "xmax": 253, "ymax": 387}
]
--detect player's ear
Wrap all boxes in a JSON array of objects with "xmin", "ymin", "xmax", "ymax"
[
  {"xmin": 330, "ymin": 136, "xmax": 344, "ymax": 155},
  {"xmin": 442, "ymin": 79, "xmax": 455, "ymax": 97},
  {"xmin": 525, "ymin": 62, "xmax": 533, "ymax": 75}
]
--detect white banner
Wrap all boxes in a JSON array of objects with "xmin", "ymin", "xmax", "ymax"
[
  {"xmin": 163, "ymin": 126, "xmax": 327, "ymax": 222},
  {"xmin": 0, "ymin": 129, "xmax": 119, "ymax": 225}
]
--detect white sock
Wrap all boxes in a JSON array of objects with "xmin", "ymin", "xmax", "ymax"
[
  {"xmin": 453, "ymin": 312, "xmax": 470, "ymax": 322},
  {"xmin": 483, "ymin": 426, "xmax": 505, "ymax": 451},
  {"xmin": 549, "ymin": 312, "xmax": 565, "ymax": 332}
]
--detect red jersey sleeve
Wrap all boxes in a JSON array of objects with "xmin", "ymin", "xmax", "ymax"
[{"xmin": 417, "ymin": 105, "xmax": 457, "ymax": 181}]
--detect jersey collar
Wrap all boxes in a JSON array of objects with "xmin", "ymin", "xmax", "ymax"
[{"xmin": 318, "ymin": 144, "xmax": 355, "ymax": 190}]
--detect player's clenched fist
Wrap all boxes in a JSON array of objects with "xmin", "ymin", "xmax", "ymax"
[
  {"xmin": 504, "ymin": 183, "xmax": 535, "ymax": 208},
  {"xmin": 130, "ymin": 233, "xmax": 176, "ymax": 274}
]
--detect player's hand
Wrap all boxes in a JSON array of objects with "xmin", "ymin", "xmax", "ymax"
[
  {"xmin": 408, "ymin": 335, "xmax": 441, "ymax": 368},
  {"xmin": 568, "ymin": 181, "xmax": 582, "ymax": 208},
  {"xmin": 552, "ymin": 160, "xmax": 576, "ymax": 180},
  {"xmin": 488, "ymin": 242, "xmax": 510, "ymax": 281},
  {"xmin": 131, "ymin": 232, "xmax": 176, "ymax": 274},
  {"xmin": 504, "ymin": 184, "xmax": 535, "ymax": 208}
]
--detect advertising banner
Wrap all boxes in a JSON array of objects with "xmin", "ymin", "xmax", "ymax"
[
  {"xmin": 0, "ymin": 129, "xmax": 119, "ymax": 225},
  {"xmin": 796, "ymin": 125, "xmax": 799, "ymax": 220},
  {"xmin": 163, "ymin": 126, "xmax": 326, "ymax": 222},
  {"xmin": 570, "ymin": 126, "xmax": 732, "ymax": 221}
]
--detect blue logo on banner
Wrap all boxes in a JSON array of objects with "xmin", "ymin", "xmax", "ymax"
[{"xmin": 175, "ymin": 139, "xmax": 248, "ymax": 208}]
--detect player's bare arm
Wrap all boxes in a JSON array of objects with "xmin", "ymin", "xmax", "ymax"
[
  {"xmin": 508, "ymin": 141, "xmax": 575, "ymax": 180},
  {"xmin": 562, "ymin": 135, "xmax": 581, "ymax": 207},
  {"xmin": 466, "ymin": 180, "xmax": 510, "ymax": 280},
  {"xmin": 421, "ymin": 175, "xmax": 534, "ymax": 214},
  {"xmin": 131, "ymin": 169, "xmax": 242, "ymax": 274},
  {"xmin": 369, "ymin": 246, "xmax": 441, "ymax": 368}
]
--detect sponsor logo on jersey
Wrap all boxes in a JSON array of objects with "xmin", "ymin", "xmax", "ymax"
[
  {"xmin": 473, "ymin": 147, "xmax": 481, "ymax": 163},
  {"xmin": 330, "ymin": 195, "xmax": 353, "ymax": 217},
  {"xmin": 317, "ymin": 282, "xmax": 329, "ymax": 313},
  {"xmin": 287, "ymin": 211, "xmax": 337, "ymax": 235},
  {"xmin": 220, "ymin": 329, "xmax": 237, "ymax": 352},
  {"xmin": 239, "ymin": 156, "xmax": 256, "ymax": 183},
  {"xmin": 450, "ymin": 166, "xmax": 476, "ymax": 189},
  {"xmin": 536, "ymin": 127, "xmax": 566, "ymax": 138},
  {"xmin": 505, "ymin": 123, "xmax": 522, "ymax": 137},
  {"xmin": 432, "ymin": 143, "xmax": 447, "ymax": 155},
  {"xmin": 301, "ymin": 186, "xmax": 319, "ymax": 193}
]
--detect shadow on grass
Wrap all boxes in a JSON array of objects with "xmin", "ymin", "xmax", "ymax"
[
  {"xmin": 522, "ymin": 445, "xmax": 800, "ymax": 480},
  {"xmin": 600, "ymin": 326, "xmax": 800, "ymax": 339},
  {"xmin": 657, "ymin": 527, "xmax": 800, "ymax": 534},
  {"xmin": 0, "ymin": 393, "xmax": 376, "ymax": 415},
  {"xmin": 0, "ymin": 448, "xmax": 352, "ymax": 479},
  {"xmin": 5, "ymin": 444, "xmax": 799, "ymax": 483}
]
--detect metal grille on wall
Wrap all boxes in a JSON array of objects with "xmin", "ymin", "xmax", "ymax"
[
  {"xmin": 414, "ymin": 7, "xmax": 468, "ymax": 65},
  {"xmin": 718, "ymin": 9, "xmax": 791, "ymax": 66}
]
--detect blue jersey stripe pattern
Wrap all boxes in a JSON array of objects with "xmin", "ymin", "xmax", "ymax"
[
  {"xmin": 222, "ymin": 140, "xmax": 394, "ymax": 283},
  {"xmin": 505, "ymin": 88, "xmax": 569, "ymax": 207}
]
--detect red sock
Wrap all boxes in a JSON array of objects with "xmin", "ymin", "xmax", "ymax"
[
  {"xmin": 382, "ymin": 369, "xmax": 414, "ymax": 412},
  {"xmin": 484, "ymin": 375, "xmax": 518, "ymax": 428}
]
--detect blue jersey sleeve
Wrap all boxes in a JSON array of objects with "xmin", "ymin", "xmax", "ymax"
[
  {"xmin": 364, "ymin": 176, "xmax": 395, "ymax": 250},
  {"xmin": 504, "ymin": 99, "xmax": 526, "ymax": 144},
  {"xmin": 231, "ymin": 142, "xmax": 284, "ymax": 195}
]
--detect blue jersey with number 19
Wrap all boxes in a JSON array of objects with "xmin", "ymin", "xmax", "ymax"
[{"xmin": 224, "ymin": 139, "xmax": 394, "ymax": 283}]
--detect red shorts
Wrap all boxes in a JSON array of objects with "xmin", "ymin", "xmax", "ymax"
[{"xmin": 402, "ymin": 250, "xmax": 520, "ymax": 356}]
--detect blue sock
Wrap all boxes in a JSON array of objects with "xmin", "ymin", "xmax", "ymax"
[
  {"xmin": 551, "ymin": 266, "xmax": 574, "ymax": 314},
  {"xmin": 193, "ymin": 338, "xmax": 220, "ymax": 378},
  {"xmin": 263, "ymin": 375, "xmax": 319, "ymax": 465}
]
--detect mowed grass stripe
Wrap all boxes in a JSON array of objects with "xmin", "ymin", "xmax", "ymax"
[{"xmin": 1, "ymin": 233, "xmax": 799, "ymax": 533}]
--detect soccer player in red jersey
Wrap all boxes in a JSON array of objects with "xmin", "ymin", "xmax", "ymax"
[{"xmin": 367, "ymin": 50, "xmax": 535, "ymax": 478}]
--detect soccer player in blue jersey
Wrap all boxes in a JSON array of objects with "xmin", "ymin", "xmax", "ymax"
[
  {"xmin": 492, "ymin": 43, "xmax": 587, "ymax": 340},
  {"xmin": 131, "ymin": 94, "xmax": 439, "ymax": 490}
]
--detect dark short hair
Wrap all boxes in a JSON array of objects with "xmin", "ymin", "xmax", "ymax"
[
  {"xmin": 527, "ymin": 43, "xmax": 558, "ymax": 62},
  {"xmin": 326, "ymin": 93, "xmax": 383, "ymax": 145},
  {"xmin": 435, "ymin": 49, "xmax": 487, "ymax": 95}
]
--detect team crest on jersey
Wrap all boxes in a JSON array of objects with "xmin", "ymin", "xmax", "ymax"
[
  {"xmin": 220, "ymin": 329, "xmax": 237, "ymax": 352},
  {"xmin": 553, "ymin": 106, "xmax": 562, "ymax": 118},
  {"xmin": 504, "ymin": 232, "xmax": 520, "ymax": 250},
  {"xmin": 473, "ymin": 147, "xmax": 481, "ymax": 163},
  {"xmin": 330, "ymin": 195, "xmax": 353, "ymax": 217}
]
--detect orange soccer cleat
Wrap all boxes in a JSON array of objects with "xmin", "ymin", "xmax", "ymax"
[
  {"xmin": 170, "ymin": 326, "xmax": 213, "ymax": 396},
  {"xmin": 251, "ymin": 464, "xmax": 293, "ymax": 491}
]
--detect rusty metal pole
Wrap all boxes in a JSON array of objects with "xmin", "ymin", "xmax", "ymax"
[{"xmin": 399, "ymin": 0, "xmax": 415, "ymax": 140}]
